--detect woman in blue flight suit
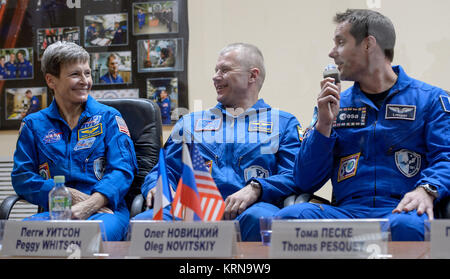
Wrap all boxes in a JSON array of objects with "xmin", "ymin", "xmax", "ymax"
[{"xmin": 11, "ymin": 41, "xmax": 137, "ymax": 241}]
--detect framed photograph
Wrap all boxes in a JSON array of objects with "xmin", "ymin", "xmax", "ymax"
[
  {"xmin": 5, "ymin": 87, "xmax": 48, "ymax": 120},
  {"xmin": 132, "ymin": 1, "xmax": 179, "ymax": 35},
  {"xmin": 0, "ymin": 48, "xmax": 33, "ymax": 80},
  {"xmin": 147, "ymin": 77, "xmax": 178, "ymax": 125},
  {"xmin": 84, "ymin": 13, "xmax": 128, "ymax": 47},
  {"xmin": 37, "ymin": 27, "xmax": 80, "ymax": 60},
  {"xmin": 90, "ymin": 89, "xmax": 139, "ymax": 99},
  {"xmin": 137, "ymin": 38, "xmax": 183, "ymax": 72},
  {"xmin": 90, "ymin": 51, "xmax": 132, "ymax": 85}
]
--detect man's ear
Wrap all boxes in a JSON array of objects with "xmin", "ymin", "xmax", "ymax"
[
  {"xmin": 365, "ymin": 35, "xmax": 378, "ymax": 52},
  {"xmin": 249, "ymin": 67, "xmax": 260, "ymax": 84}
]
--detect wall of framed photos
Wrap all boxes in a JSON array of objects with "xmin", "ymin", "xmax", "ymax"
[{"xmin": 0, "ymin": 0, "xmax": 188, "ymax": 129}]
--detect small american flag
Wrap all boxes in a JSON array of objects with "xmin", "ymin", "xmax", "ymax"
[{"xmin": 172, "ymin": 143, "xmax": 225, "ymax": 221}]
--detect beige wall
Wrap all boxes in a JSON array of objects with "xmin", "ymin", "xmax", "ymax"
[{"xmin": 1, "ymin": 0, "xmax": 450, "ymax": 199}]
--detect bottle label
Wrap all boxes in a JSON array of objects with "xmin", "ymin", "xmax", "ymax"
[{"xmin": 50, "ymin": 196, "xmax": 70, "ymax": 211}]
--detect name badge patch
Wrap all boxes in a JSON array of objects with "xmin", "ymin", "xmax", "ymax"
[
  {"xmin": 248, "ymin": 121, "xmax": 273, "ymax": 133},
  {"xmin": 74, "ymin": 137, "xmax": 96, "ymax": 151},
  {"xmin": 78, "ymin": 123, "xmax": 102, "ymax": 140},
  {"xmin": 440, "ymin": 95, "xmax": 450, "ymax": 113},
  {"xmin": 194, "ymin": 119, "xmax": 222, "ymax": 131},
  {"xmin": 333, "ymin": 107, "xmax": 366, "ymax": 128},
  {"xmin": 385, "ymin": 104, "xmax": 416, "ymax": 120},
  {"xmin": 338, "ymin": 153, "xmax": 360, "ymax": 182}
]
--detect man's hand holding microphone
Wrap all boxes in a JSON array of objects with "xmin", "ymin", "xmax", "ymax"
[{"xmin": 316, "ymin": 64, "xmax": 341, "ymax": 137}]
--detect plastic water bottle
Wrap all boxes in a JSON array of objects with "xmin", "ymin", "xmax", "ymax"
[{"xmin": 49, "ymin": 175, "xmax": 72, "ymax": 220}]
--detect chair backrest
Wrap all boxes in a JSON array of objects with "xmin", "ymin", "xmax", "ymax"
[{"xmin": 98, "ymin": 98, "xmax": 162, "ymax": 209}]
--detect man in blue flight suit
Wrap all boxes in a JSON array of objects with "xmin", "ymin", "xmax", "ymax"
[
  {"xmin": 111, "ymin": 22, "xmax": 126, "ymax": 45},
  {"xmin": 16, "ymin": 50, "xmax": 33, "ymax": 78},
  {"xmin": 276, "ymin": 9, "xmax": 450, "ymax": 241},
  {"xmin": 11, "ymin": 41, "xmax": 137, "ymax": 241},
  {"xmin": 134, "ymin": 43, "xmax": 303, "ymax": 241},
  {"xmin": 22, "ymin": 90, "xmax": 41, "ymax": 118},
  {"xmin": 157, "ymin": 89, "xmax": 171, "ymax": 125},
  {"xmin": 5, "ymin": 52, "xmax": 17, "ymax": 79},
  {"xmin": 100, "ymin": 53, "xmax": 124, "ymax": 84},
  {"xmin": 137, "ymin": 9, "xmax": 146, "ymax": 30}
]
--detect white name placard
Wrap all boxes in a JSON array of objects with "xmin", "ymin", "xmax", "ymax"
[
  {"xmin": 270, "ymin": 219, "xmax": 388, "ymax": 259},
  {"xmin": 1, "ymin": 220, "xmax": 102, "ymax": 258},
  {"xmin": 129, "ymin": 220, "xmax": 237, "ymax": 258},
  {"xmin": 430, "ymin": 220, "xmax": 450, "ymax": 259}
]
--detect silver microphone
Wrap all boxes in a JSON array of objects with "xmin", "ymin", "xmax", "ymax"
[{"xmin": 323, "ymin": 64, "xmax": 340, "ymax": 84}]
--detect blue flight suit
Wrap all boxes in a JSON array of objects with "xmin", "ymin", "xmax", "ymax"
[
  {"xmin": 137, "ymin": 12, "xmax": 146, "ymax": 29},
  {"xmin": 5, "ymin": 61, "xmax": 17, "ymax": 79},
  {"xmin": 134, "ymin": 99, "xmax": 303, "ymax": 241},
  {"xmin": 158, "ymin": 98, "xmax": 171, "ymax": 124},
  {"xmin": 26, "ymin": 96, "xmax": 41, "ymax": 116},
  {"xmin": 277, "ymin": 65, "xmax": 450, "ymax": 241},
  {"xmin": 100, "ymin": 72, "xmax": 124, "ymax": 84},
  {"xmin": 12, "ymin": 96, "xmax": 138, "ymax": 241},
  {"xmin": 17, "ymin": 59, "xmax": 33, "ymax": 78}
]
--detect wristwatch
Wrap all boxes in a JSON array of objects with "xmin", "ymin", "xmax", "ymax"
[
  {"xmin": 417, "ymin": 184, "xmax": 439, "ymax": 199},
  {"xmin": 248, "ymin": 180, "xmax": 262, "ymax": 197}
]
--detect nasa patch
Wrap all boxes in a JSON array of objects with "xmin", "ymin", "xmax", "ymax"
[
  {"xmin": 43, "ymin": 129, "xmax": 63, "ymax": 144},
  {"xmin": 395, "ymin": 149, "xmax": 421, "ymax": 178},
  {"xmin": 385, "ymin": 104, "xmax": 416, "ymax": 120},
  {"xmin": 337, "ymin": 153, "xmax": 360, "ymax": 182}
]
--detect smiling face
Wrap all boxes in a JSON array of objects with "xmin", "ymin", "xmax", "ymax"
[
  {"xmin": 212, "ymin": 50, "xmax": 251, "ymax": 108},
  {"xmin": 46, "ymin": 61, "xmax": 92, "ymax": 106},
  {"xmin": 328, "ymin": 21, "xmax": 368, "ymax": 82}
]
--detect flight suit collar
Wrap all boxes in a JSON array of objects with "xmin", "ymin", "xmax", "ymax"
[
  {"xmin": 351, "ymin": 65, "xmax": 413, "ymax": 109},
  {"xmin": 43, "ymin": 95, "xmax": 98, "ymax": 127},
  {"xmin": 215, "ymin": 98, "xmax": 271, "ymax": 118}
]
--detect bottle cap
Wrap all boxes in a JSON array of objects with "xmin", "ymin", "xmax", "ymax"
[{"xmin": 54, "ymin": 175, "xmax": 65, "ymax": 184}]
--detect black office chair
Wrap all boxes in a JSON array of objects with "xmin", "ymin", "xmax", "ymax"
[{"xmin": 0, "ymin": 98, "xmax": 162, "ymax": 219}]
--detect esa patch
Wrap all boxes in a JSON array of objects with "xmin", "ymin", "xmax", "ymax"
[
  {"xmin": 244, "ymin": 165, "xmax": 269, "ymax": 181},
  {"xmin": 395, "ymin": 149, "xmax": 421, "ymax": 178},
  {"xmin": 333, "ymin": 107, "xmax": 366, "ymax": 128},
  {"xmin": 440, "ymin": 95, "xmax": 450, "ymax": 113},
  {"xmin": 78, "ymin": 123, "xmax": 102, "ymax": 140},
  {"xmin": 194, "ymin": 119, "xmax": 222, "ymax": 131},
  {"xmin": 39, "ymin": 162, "xmax": 51, "ymax": 180},
  {"xmin": 43, "ymin": 129, "xmax": 63, "ymax": 144},
  {"xmin": 248, "ymin": 121, "xmax": 273, "ymax": 133},
  {"xmin": 93, "ymin": 157, "xmax": 106, "ymax": 180},
  {"xmin": 116, "ymin": 116, "xmax": 130, "ymax": 137},
  {"xmin": 385, "ymin": 104, "xmax": 416, "ymax": 120},
  {"xmin": 74, "ymin": 137, "xmax": 96, "ymax": 151},
  {"xmin": 337, "ymin": 153, "xmax": 360, "ymax": 182}
]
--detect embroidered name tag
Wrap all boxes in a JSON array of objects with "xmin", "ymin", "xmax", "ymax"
[
  {"xmin": 194, "ymin": 119, "xmax": 222, "ymax": 131},
  {"xmin": 337, "ymin": 153, "xmax": 360, "ymax": 182},
  {"xmin": 440, "ymin": 95, "xmax": 450, "ymax": 113},
  {"xmin": 74, "ymin": 137, "xmax": 96, "ymax": 151},
  {"xmin": 248, "ymin": 121, "xmax": 273, "ymax": 133},
  {"xmin": 333, "ymin": 107, "xmax": 366, "ymax": 128},
  {"xmin": 385, "ymin": 104, "xmax": 416, "ymax": 120},
  {"xmin": 78, "ymin": 123, "xmax": 102, "ymax": 140}
]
